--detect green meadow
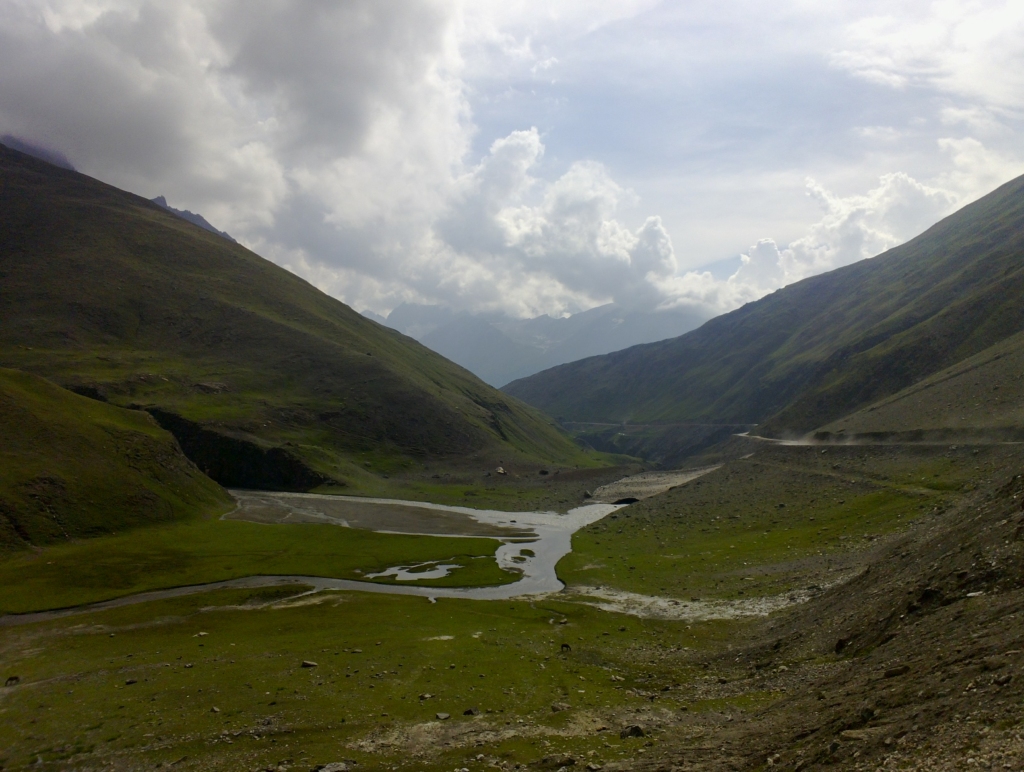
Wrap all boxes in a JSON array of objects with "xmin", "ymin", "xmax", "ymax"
[
  {"xmin": 0, "ymin": 585, "xmax": 756, "ymax": 772},
  {"xmin": 0, "ymin": 519, "xmax": 512, "ymax": 614}
]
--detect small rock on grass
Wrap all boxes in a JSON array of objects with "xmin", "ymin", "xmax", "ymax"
[
  {"xmin": 463, "ymin": 707, "xmax": 480, "ymax": 716},
  {"xmin": 302, "ymin": 660, "xmax": 318, "ymax": 668},
  {"xmin": 310, "ymin": 764, "xmax": 348, "ymax": 772},
  {"xmin": 551, "ymin": 702, "xmax": 571, "ymax": 712},
  {"xmin": 4, "ymin": 676, "xmax": 20, "ymax": 687},
  {"xmin": 619, "ymin": 725, "xmax": 645, "ymax": 738},
  {"xmin": 538, "ymin": 756, "xmax": 575, "ymax": 768},
  {"xmin": 436, "ymin": 712, "xmax": 450, "ymax": 720}
]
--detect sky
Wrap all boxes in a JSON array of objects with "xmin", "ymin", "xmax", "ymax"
[{"xmin": 2, "ymin": 0, "xmax": 1023, "ymax": 319}]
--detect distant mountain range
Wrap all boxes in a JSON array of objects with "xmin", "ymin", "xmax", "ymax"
[
  {"xmin": 506, "ymin": 172, "xmax": 1024, "ymax": 444},
  {"xmin": 368, "ymin": 302, "xmax": 710, "ymax": 387}
]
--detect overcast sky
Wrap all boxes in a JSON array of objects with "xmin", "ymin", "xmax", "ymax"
[{"xmin": 2, "ymin": 0, "xmax": 1023, "ymax": 318}]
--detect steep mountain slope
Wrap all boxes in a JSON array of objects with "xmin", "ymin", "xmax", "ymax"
[
  {"xmin": 0, "ymin": 144, "xmax": 591, "ymax": 490},
  {"xmin": 813, "ymin": 328, "xmax": 1024, "ymax": 442},
  {"xmin": 505, "ymin": 173, "xmax": 1024, "ymax": 436},
  {"xmin": 0, "ymin": 368, "xmax": 231, "ymax": 550}
]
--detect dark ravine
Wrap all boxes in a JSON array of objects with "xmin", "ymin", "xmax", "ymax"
[{"xmin": 145, "ymin": 408, "xmax": 338, "ymax": 491}]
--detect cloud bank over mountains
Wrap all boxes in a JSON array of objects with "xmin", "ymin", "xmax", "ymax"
[{"xmin": 2, "ymin": 1, "xmax": 1022, "ymax": 321}]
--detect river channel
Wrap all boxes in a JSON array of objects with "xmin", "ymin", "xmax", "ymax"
[
  {"xmin": 0, "ymin": 496, "xmax": 623, "ymax": 627},
  {"xmin": 1, "ymin": 468, "xmax": 721, "ymax": 627}
]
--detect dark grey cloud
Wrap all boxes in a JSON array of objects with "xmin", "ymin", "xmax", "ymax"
[{"xmin": 211, "ymin": 0, "xmax": 453, "ymax": 160}]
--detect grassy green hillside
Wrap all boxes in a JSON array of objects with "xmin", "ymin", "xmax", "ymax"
[
  {"xmin": 0, "ymin": 145, "xmax": 595, "ymax": 492},
  {"xmin": 0, "ymin": 367, "xmax": 231, "ymax": 550},
  {"xmin": 505, "ymin": 173, "xmax": 1024, "ymax": 436}
]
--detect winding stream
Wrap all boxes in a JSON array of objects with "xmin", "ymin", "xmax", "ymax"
[
  {"xmin": 225, "ymin": 490, "xmax": 624, "ymax": 598},
  {"xmin": 1, "ymin": 467, "xmax": 724, "ymax": 627},
  {"xmin": 0, "ymin": 497, "xmax": 623, "ymax": 627}
]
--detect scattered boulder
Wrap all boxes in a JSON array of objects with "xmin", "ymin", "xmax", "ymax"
[
  {"xmin": 551, "ymin": 702, "xmax": 571, "ymax": 713},
  {"xmin": 436, "ymin": 712, "xmax": 450, "ymax": 720},
  {"xmin": 839, "ymin": 729, "xmax": 870, "ymax": 742},
  {"xmin": 211, "ymin": 707, "xmax": 220, "ymax": 713},
  {"xmin": 419, "ymin": 693, "xmax": 433, "ymax": 700},
  {"xmin": 463, "ymin": 707, "xmax": 480, "ymax": 716},
  {"xmin": 301, "ymin": 661, "xmax": 318, "ymax": 668},
  {"xmin": 619, "ymin": 725, "xmax": 645, "ymax": 739},
  {"xmin": 310, "ymin": 764, "xmax": 349, "ymax": 772},
  {"xmin": 125, "ymin": 679, "xmax": 137, "ymax": 685},
  {"xmin": 496, "ymin": 467, "xmax": 507, "ymax": 475},
  {"xmin": 5, "ymin": 676, "xmax": 20, "ymax": 687},
  {"xmin": 561, "ymin": 643, "xmax": 572, "ymax": 652},
  {"xmin": 884, "ymin": 664, "xmax": 910, "ymax": 678}
]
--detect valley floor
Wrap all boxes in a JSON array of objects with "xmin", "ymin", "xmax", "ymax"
[{"xmin": 3, "ymin": 440, "xmax": 1024, "ymax": 770}]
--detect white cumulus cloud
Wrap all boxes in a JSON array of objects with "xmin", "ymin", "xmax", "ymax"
[{"xmin": 1, "ymin": 0, "xmax": 1023, "ymax": 326}]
